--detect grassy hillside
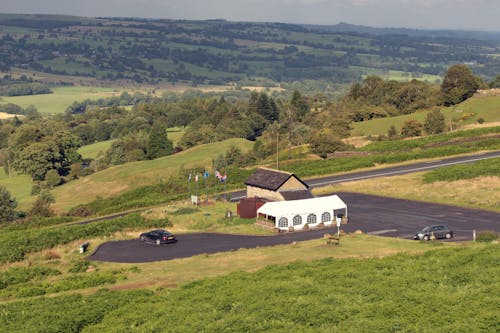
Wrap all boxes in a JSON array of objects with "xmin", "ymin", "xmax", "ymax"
[
  {"xmin": 0, "ymin": 243, "xmax": 497, "ymax": 332},
  {"xmin": 53, "ymin": 138, "xmax": 253, "ymax": 211},
  {"xmin": 351, "ymin": 94, "xmax": 500, "ymax": 136}
]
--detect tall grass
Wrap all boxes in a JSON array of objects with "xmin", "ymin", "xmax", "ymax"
[
  {"xmin": 0, "ymin": 245, "xmax": 497, "ymax": 332},
  {"xmin": 423, "ymin": 157, "xmax": 500, "ymax": 183}
]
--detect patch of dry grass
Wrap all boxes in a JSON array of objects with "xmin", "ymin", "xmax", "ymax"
[{"xmin": 314, "ymin": 173, "xmax": 500, "ymax": 212}]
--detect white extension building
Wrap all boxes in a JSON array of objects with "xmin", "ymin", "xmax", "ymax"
[{"xmin": 257, "ymin": 195, "xmax": 348, "ymax": 231}]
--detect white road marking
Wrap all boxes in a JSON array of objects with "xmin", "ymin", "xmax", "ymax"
[{"xmin": 367, "ymin": 229, "xmax": 398, "ymax": 235}]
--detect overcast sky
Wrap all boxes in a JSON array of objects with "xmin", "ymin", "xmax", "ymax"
[{"xmin": 1, "ymin": 0, "xmax": 500, "ymax": 31}]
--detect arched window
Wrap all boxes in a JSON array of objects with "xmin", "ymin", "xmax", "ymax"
[
  {"xmin": 321, "ymin": 212, "xmax": 331, "ymax": 223},
  {"xmin": 307, "ymin": 213, "xmax": 317, "ymax": 224},
  {"xmin": 293, "ymin": 215, "xmax": 302, "ymax": 226},
  {"xmin": 278, "ymin": 217, "xmax": 289, "ymax": 228}
]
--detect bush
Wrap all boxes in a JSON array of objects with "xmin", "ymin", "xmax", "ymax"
[
  {"xmin": 66, "ymin": 205, "xmax": 94, "ymax": 217},
  {"xmin": 68, "ymin": 260, "xmax": 91, "ymax": 273},
  {"xmin": 476, "ymin": 230, "xmax": 498, "ymax": 242}
]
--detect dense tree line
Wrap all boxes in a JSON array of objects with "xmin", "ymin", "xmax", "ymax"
[{"xmin": 0, "ymin": 75, "xmax": 52, "ymax": 97}]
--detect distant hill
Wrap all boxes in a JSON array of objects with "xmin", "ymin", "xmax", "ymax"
[
  {"xmin": 0, "ymin": 13, "xmax": 499, "ymax": 87},
  {"xmin": 305, "ymin": 22, "xmax": 500, "ymax": 41}
]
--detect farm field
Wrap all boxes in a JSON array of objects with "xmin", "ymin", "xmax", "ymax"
[
  {"xmin": 351, "ymin": 94, "xmax": 500, "ymax": 136},
  {"xmin": 0, "ymin": 86, "xmax": 127, "ymax": 114}
]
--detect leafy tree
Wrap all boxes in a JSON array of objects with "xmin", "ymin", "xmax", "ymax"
[
  {"xmin": 400, "ymin": 120, "xmax": 423, "ymax": 138},
  {"xmin": 11, "ymin": 141, "xmax": 62, "ymax": 181},
  {"xmin": 45, "ymin": 169, "xmax": 62, "ymax": 188},
  {"xmin": 309, "ymin": 128, "xmax": 348, "ymax": 158},
  {"xmin": 290, "ymin": 90, "xmax": 309, "ymax": 121},
  {"xmin": 489, "ymin": 75, "xmax": 500, "ymax": 88},
  {"xmin": 225, "ymin": 146, "xmax": 243, "ymax": 167},
  {"xmin": 0, "ymin": 186, "xmax": 17, "ymax": 222},
  {"xmin": 146, "ymin": 125, "xmax": 174, "ymax": 159},
  {"xmin": 28, "ymin": 191, "xmax": 55, "ymax": 217},
  {"xmin": 424, "ymin": 109, "xmax": 445, "ymax": 135},
  {"xmin": 103, "ymin": 141, "xmax": 126, "ymax": 166},
  {"xmin": 387, "ymin": 125, "xmax": 398, "ymax": 139},
  {"xmin": 441, "ymin": 64, "xmax": 480, "ymax": 106}
]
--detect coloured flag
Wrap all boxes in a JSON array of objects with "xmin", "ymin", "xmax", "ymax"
[
  {"xmin": 215, "ymin": 170, "xmax": 222, "ymax": 180},
  {"xmin": 221, "ymin": 172, "xmax": 227, "ymax": 182},
  {"xmin": 195, "ymin": 174, "xmax": 199, "ymax": 182},
  {"xmin": 203, "ymin": 171, "xmax": 209, "ymax": 179},
  {"xmin": 188, "ymin": 173, "xmax": 192, "ymax": 181}
]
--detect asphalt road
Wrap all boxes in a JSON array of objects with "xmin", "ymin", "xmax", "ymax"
[
  {"xmin": 231, "ymin": 150, "xmax": 500, "ymax": 200},
  {"xmin": 89, "ymin": 192, "xmax": 500, "ymax": 263}
]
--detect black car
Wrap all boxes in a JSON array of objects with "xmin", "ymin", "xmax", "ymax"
[
  {"xmin": 413, "ymin": 225, "xmax": 453, "ymax": 241},
  {"xmin": 140, "ymin": 229, "xmax": 177, "ymax": 245}
]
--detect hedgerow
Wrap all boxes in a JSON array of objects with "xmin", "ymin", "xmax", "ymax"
[
  {"xmin": 0, "ymin": 214, "xmax": 171, "ymax": 264},
  {"xmin": 360, "ymin": 126, "xmax": 500, "ymax": 152},
  {"xmin": 283, "ymin": 137, "xmax": 500, "ymax": 178},
  {"xmin": 423, "ymin": 157, "xmax": 500, "ymax": 183}
]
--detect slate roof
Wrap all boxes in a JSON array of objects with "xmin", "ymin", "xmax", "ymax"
[
  {"xmin": 244, "ymin": 168, "xmax": 309, "ymax": 191},
  {"xmin": 280, "ymin": 190, "xmax": 314, "ymax": 201}
]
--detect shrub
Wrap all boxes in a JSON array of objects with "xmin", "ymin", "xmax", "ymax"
[
  {"xmin": 400, "ymin": 119, "xmax": 423, "ymax": 137},
  {"xmin": 43, "ymin": 251, "xmax": 61, "ymax": 260},
  {"xmin": 69, "ymin": 260, "xmax": 91, "ymax": 273},
  {"xmin": 476, "ymin": 230, "xmax": 498, "ymax": 242},
  {"xmin": 171, "ymin": 207, "xmax": 200, "ymax": 215},
  {"xmin": 67, "ymin": 205, "xmax": 94, "ymax": 217}
]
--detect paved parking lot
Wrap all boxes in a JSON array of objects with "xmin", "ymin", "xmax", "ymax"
[{"xmin": 89, "ymin": 192, "xmax": 499, "ymax": 263}]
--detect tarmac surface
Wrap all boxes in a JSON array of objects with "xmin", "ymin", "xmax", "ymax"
[{"xmin": 89, "ymin": 192, "xmax": 500, "ymax": 263}]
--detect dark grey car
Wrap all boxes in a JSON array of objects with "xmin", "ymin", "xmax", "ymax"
[
  {"xmin": 140, "ymin": 229, "xmax": 177, "ymax": 245},
  {"xmin": 413, "ymin": 225, "xmax": 453, "ymax": 241}
]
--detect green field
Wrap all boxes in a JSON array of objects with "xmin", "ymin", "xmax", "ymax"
[
  {"xmin": 0, "ymin": 169, "xmax": 33, "ymax": 211},
  {"xmin": 77, "ymin": 140, "xmax": 115, "ymax": 160},
  {"xmin": 351, "ymin": 94, "xmax": 500, "ymax": 136},
  {"xmin": 53, "ymin": 138, "xmax": 253, "ymax": 211},
  {"xmin": 0, "ymin": 86, "xmax": 126, "ymax": 114}
]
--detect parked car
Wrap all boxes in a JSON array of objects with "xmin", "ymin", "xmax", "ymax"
[
  {"xmin": 140, "ymin": 229, "xmax": 177, "ymax": 245},
  {"xmin": 413, "ymin": 225, "xmax": 453, "ymax": 241}
]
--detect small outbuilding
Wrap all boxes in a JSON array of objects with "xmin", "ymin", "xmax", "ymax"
[
  {"xmin": 256, "ymin": 195, "xmax": 348, "ymax": 231},
  {"xmin": 244, "ymin": 168, "xmax": 313, "ymax": 202}
]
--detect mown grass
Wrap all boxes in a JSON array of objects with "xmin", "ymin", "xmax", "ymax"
[
  {"xmin": 0, "ymin": 86, "xmax": 126, "ymax": 114},
  {"xmin": 351, "ymin": 94, "xmax": 500, "ymax": 136},
  {"xmin": 0, "ymin": 243, "xmax": 496, "ymax": 332}
]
